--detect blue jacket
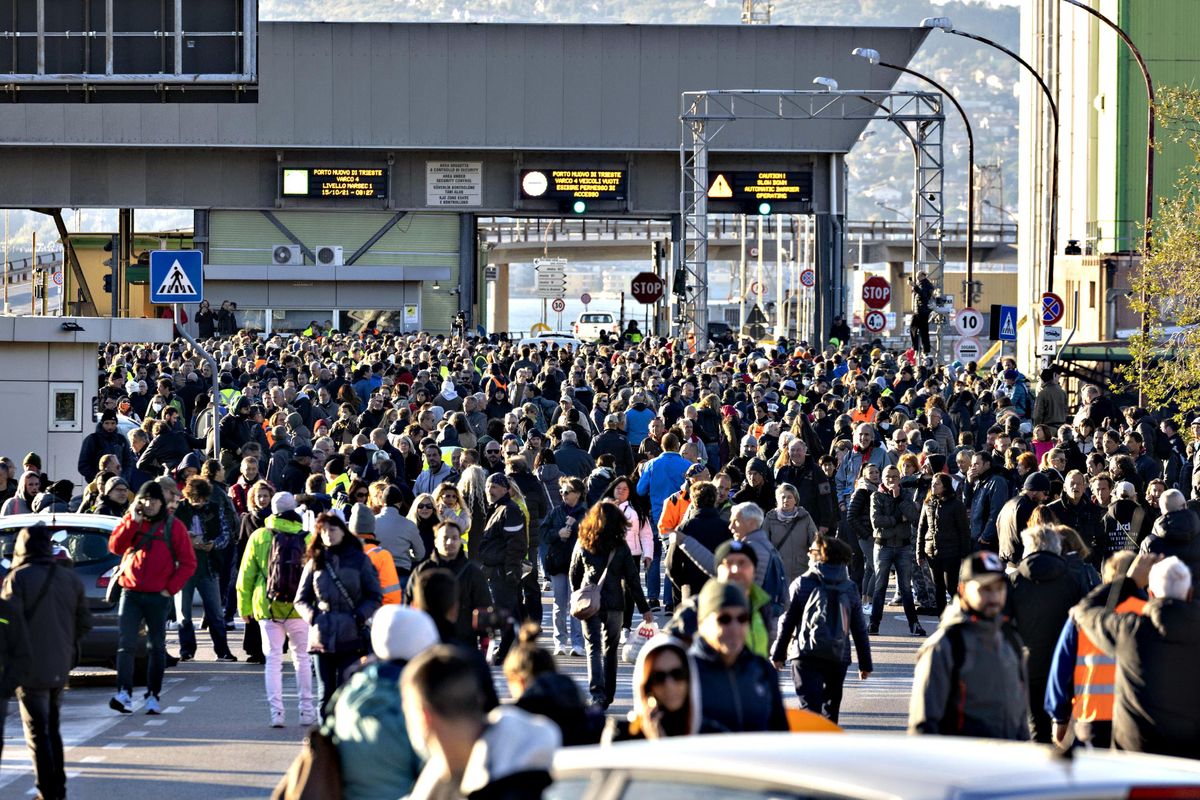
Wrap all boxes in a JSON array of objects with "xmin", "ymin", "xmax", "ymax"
[
  {"xmin": 624, "ymin": 405, "xmax": 656, "ymax": 447},
  {"xmin": 1044, "ymin": 618, "xmax": 1077, "ymax": 722},
  {"xmin": 968, "ymin": 470, "xmax": 1010, "ymax": 545},
  {"xmin": 636, "ymin": 451, "xmax": 691, "ymax": 526}
]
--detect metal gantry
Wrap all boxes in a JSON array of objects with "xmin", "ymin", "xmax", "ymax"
[{"xmin": 679, "ymin": 89, "xmax": 946, "ymax": 349}]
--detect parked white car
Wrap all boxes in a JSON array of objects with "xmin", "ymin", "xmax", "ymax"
[
  {"xmin": 550, "ymin": 733, "xmax": 1200, "ymax": 800},
  {"xmin": 573, "ymin": 312, "xmax": 619, "ymax": 341}
]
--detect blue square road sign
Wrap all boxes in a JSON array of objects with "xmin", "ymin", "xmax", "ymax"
[
  {"xmin": 994, "ymin": 304, "xmax": 1017, "ymax": 342},
  {"xmin": 149, "ymin": 250, "xmax": 203, "ymax": 304}
]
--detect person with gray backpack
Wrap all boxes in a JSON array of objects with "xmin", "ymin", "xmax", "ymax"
[{"xmin": 771, "ymin": 536, "xmax": 871, "ymax": 723}]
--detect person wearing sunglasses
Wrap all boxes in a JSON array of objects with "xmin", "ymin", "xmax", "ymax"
[
  {"xmin": 689, "ymin": 579, "xmax": 787, "ymax": 733},
  {"xmin": 604, "ymin": 635, "xmax": 702, "ymax": 742}
]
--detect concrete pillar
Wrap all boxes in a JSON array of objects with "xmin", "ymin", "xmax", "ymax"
[
  {"xmin": 493, "ymin": 263, "xmax": 509, "ymax": 334},
  {"xmin": 888, "ymin": 260, "xmax": 908, "ymax": 337}
]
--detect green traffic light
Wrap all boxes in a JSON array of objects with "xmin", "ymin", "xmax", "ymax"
[
  {"xmin": 572, "ymin": 200, "xmax": 587, "ymax": 214},
  {"xmin": 758, "ymin": 202, "xmax": 772, "ymax": 215}
]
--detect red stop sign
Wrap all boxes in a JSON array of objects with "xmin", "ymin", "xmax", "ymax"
[
  {"xmin": 862, "ymin": 276, "xmax": 891, "ymax": 309},
  {"xmin": 631, "ymin": 272, "xmax": 665, "ymax": 304}
]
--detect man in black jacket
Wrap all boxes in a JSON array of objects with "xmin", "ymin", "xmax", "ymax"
[
  {"xmin": 588, "ymin": 414, "xmax": 634, "ymax": 479},
  {"xmin": 774, "ymin": 438, "xmax": 838, "ymax": 533},
  {"xmin": 408, "ymin": 521, "xmax": 491, "ymax": 647},
  {"xmin": 477, "ymin": 474, "xmax": 527, "ymax": 662},
  {"xmin": 1007, "ymin": 525, "xmax": 1084, "ymax": 743},
  {"xmin": 1044, "ymin": 471, "xmax": 1104, "ymax": 568},
  {"xmin": 77, "ymin": 410, "xmax": 135, "ymax": 483},
  {"xmin": 1072, "ymin": 552, "xmax": 1200, "ymax": 758},
  {"xmin": 1, "ymin": 525, "xmax": 91, "ymax": 800},
  {"xmin": 0, "ymin": 593, "xmax": 31, "ymax": 764}
]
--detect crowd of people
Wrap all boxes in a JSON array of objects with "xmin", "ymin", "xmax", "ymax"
[{"xmin": 0, "ymin": 321, "xmax": 1198, "ymax": 799}]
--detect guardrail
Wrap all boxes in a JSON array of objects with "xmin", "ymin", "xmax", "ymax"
[
  {"xmin": 3, "ymin": 252, "xmax": 62, "ymax": 284},
  {"xmin": 477, "ymin": 217, "xmax": 1016, "ymax": 246}
]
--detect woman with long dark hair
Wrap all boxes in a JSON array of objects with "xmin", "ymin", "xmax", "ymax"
[
  {"xmin": 294, "ymin": 512, "xmax": 383, "ymax": 709},
  {"xmin": 915, "ymin": 473, "xmax": 972, "ymax": 616},
  {"xmin": 602, "ymin": 476, "xmax": 654, "ymax": 638},
  {"xmin": 569, "ymin": 502, "xmax": 653, "ymax": 709}
]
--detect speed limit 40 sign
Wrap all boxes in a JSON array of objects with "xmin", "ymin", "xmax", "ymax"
[{"xmin": 955, "ymin": 307, "xmax": 983, "ymax": 337}]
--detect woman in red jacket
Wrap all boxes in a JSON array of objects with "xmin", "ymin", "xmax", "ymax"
[{"xmin": 106, "ymin": 481, "xmax": 197, "ymax": 715}]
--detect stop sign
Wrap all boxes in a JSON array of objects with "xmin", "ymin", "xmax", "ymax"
[
  {"xmin": 862, "ymin": 276, "xmax": 891, "ymax": 309},
  {"xmin": 631, "ymin": 272, "xmax": 665, "ymax": 304}
]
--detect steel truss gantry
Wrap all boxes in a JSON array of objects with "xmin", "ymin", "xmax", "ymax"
[{"xmin": 679, "ymin": 89, "xmax": 946, "ymax": 349}]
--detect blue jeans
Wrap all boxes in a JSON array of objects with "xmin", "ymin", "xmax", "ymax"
[
  {"xmin": 704, "ymin": 442, "xmax": 721, "ymax": 472},
  {"xmin": 870, "ymin": 543, "xmax": 918, "ymax": 627},
  {"xmin": 117, "ymin": 590, "xmax": 170, "ymax": 696},
  {"xmin": 645, "ymin": 535, "xmax": 673, "ymax": 607},
  {"xmin": 583, "ymin": 610, "xmax": 622, "ymax": 707},
  {"xmin": 549, "ymin": 572, "xmax": 584, "ymax": 651},
  {"xmin": 858, "ymin": 538, "xmax": 876, "ymax": 599},
  {"xmin": 176, "ymin": 569, "xmax": 231, "ymax": 659}
]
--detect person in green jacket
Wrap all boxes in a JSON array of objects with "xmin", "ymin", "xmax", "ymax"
[
  {"xmin": 236, "ymin": 492, "xmax": 315, "ymax": 728},
  {"xmin": 329, "ymin": 605, "xmax": 440, "ymax": 800},
  {"xmin": 664, "ymin": 538, "xmax": 772, "ymax": 658}
]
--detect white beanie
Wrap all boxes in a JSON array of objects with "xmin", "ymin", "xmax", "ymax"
[
  {"xmin": 271, "ymin": 492, "xmax": 297, "ymax": 515},
  {"xmin": 370, "ymin": 606, "xmax": 440, "ymax": 662}
]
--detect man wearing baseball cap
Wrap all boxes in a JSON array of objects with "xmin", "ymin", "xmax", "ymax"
[
  {"xmin": 995, "ymin": 472, "xmax": 1050, "ymax": 566},
  {"xmin": 908, "ymin": 552, "xmax": 1030, "ymax": 740}
]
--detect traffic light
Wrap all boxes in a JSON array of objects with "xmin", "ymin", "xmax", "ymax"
[
  {"xmin": 757, "ymin": 201, "xmax": 772, "ymax": 216},
  {"xmin": 571, "ymin": 200, "xmax": 587, "ymax": 214},
  {"xmin": 672, "ymin": 267, "xmax": 688, "ymax": 297},
  {"xmin": 101, "ymin": 234, "xmax": 118, "ymax": 294}
]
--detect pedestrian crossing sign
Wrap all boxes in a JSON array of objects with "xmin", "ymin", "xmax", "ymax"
[{"xmin": 149, "ymin": 250, "xmax": 203, "ymax": 304}]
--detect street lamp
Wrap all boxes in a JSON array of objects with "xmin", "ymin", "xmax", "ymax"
[
  {"xmin": 876, "ymin": 200, "xmax": 910, "ymax": 222},
  {"xmin": 852, "ymin": 46, "xmax": 975, "ymax": 301},
  {"xmin": 921, "ymin": 16, "xmax": 1058, "ymax": 295}
]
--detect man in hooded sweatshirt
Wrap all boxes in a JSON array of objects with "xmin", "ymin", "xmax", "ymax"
[
  {"xmin": 2, "ymin": 525, "xmax": 92, "ymax": 800},
  {"xmin": 108, "ymin": 481, "xmax": 197, "ymax": 715},
  {"xmin": 237, "ymin": 491, "xmax": 316, "ymax": 728}
]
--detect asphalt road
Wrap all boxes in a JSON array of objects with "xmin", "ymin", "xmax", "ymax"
[{"xmin": 0, "ymin": 590, "xmax": 928, "ymax": 799}]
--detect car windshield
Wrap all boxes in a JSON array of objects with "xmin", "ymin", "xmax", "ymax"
[
  {"xmin": 0, "ymin": 525, "xmax": 113, "ymax": 567},
  {"xmin": 581, "ymin": 314, "xmax": 611, "ymax": 323}
]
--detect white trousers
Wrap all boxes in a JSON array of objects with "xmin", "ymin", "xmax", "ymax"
[{"xmin": 259, "ymin": 618, "xmax": 315, "ymax": 720}]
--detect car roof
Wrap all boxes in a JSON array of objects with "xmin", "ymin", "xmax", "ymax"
[
  {"xmin": 0, "ymin": 513, "xmax": 118, "ymax": 532},
  {"xmin": 552, "ymin": 734, "xmax": 1200, "ymax": 800}
]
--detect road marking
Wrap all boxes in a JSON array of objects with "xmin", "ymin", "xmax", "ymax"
[
  {"xmin": 102, "ymin": 742, "xmax": 127, "ymax": 750},
  {"xmin": 144, "ymin": 719, "xmax": 168, "ymax": 726},
  {"xmin": 124, "ymin": 731, "xmax": 148, "ymax": 738},
  {"xmin": 192, "ymin": 686, "xmax": 212, "ymax": 692},
  {"xmin": 161, "ymin": 707, "xmax": 183, "ymax": 714},
  {"xmin": 179, "ymin": 696, "xmax": 200, "ymax": 702},
  {"xmin": 80, "ymin": 756, "xmax": 105, "ymax": 763}
]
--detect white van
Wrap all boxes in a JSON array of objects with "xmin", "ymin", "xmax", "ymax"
[{"xmin": 573, "ymin": 312, "xmax": 619, "ymax": 341}]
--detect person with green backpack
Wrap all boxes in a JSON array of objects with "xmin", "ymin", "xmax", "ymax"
[
  {"xmin": 237, "ymin": 491, "xmax": 316, "ymax": 728},
  {"xmin": 771, "ymin": 535, "xmax": 872, "ymax": 724}
]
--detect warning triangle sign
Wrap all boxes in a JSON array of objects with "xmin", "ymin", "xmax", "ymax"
[
  {"xmin": 156, "ymin": 260, "xmax": 197, "ymax": 297},
  {"xmin": 1000, "ymin": 312, "xmax": 1016, "ymax": 339},
  {"xmin": 708, "ymin": 174, "xmax": 733, "ymax": 199}
]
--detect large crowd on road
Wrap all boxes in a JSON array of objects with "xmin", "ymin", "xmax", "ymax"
[{"xmin": 1, "ymin": 310, "xmax": 1199, "ymax": 800}]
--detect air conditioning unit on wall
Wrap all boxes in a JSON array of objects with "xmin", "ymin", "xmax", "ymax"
[
  {"xmin": 272, "ymin": 244, "xmax": 303, "ymax": 266},
  {"xmin": 316, "ymin": 245, "xmax": 344, "ymax": 266}
]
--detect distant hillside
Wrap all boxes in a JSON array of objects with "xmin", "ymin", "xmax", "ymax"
[{"xmin": 3, "ymin": 1, "xmax": 1019, "ymax": 251}]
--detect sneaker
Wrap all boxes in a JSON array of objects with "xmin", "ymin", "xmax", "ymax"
[
  {"xmin": 910, "ymin": 623, "xmax": 927, "ymax": 637},
  {"xmin": 299, "ymin": 712, "xmax": 317, "ymax": 727},
  {"xmin": 619, "ymin": 628, "xmax": 629, "ymax": 644},
  {"xmin": 552, "ymin": 645, "xmax": 566, "ymax": 656},
  {"xmin": 179, "ymin": 653, "xmax": 195, "ymax": 662},
  {"xmin": 166, "ymin": 654, "xmax": 180, "ymax": 668},
  {"xmin": 569, "ymin": 648, "xmax": 582, "ymax": 657},
  {"xmin": 144, "ymin": 695, "xmax": 162, "ymax": 715},
  {"xmin": 887, "ymin": 595, "xmax": 901, "ymax": 606},
  {"xmin": 867, "ymin": 623, "xmax": 880, "ymax": 636},
  {"xmin": 862, "ymin": 603, "xmax": 873, "ymax": 616},
  {"xmin": 246, "ymin": 654, "xmax": 266, "ymax": 665},
  {"xmin": 109, "ymin": 690, "xmax": 133, "ymax": 714},
  {"xmin": 216, "ymin": 653, "xmax": 238, "ymax": 663},
  {"xmin": 270, "ymin": 713, "xmax": 285, "ymax": 729},
  {"xmin": 648, "ymin": 600, "xmax": 661, "ymax": 611}
]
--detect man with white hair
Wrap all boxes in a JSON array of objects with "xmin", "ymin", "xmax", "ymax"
[
  {"xmin": 552, "ymin": 429, "xmax": 594, "ymax": 480},
  {"xmin": 1140, "ymin": 488, "xmax": 1200, "ymax": 588},
  {"xmin": 1072, "ymin": 553, "xmax": 1200, "ymax": 758}
]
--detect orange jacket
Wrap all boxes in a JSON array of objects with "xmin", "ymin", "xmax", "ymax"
[
  {"xmin": 364, "ymin": 542, "xmax": 403, "ymax": 605},
  {"xmin": 657, "ymin": 490, "xmax": 691, "ymax": 536},
  {"xmin": 1073, "ymin": 595, "xmax": 1146, "ymax": 722}
]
